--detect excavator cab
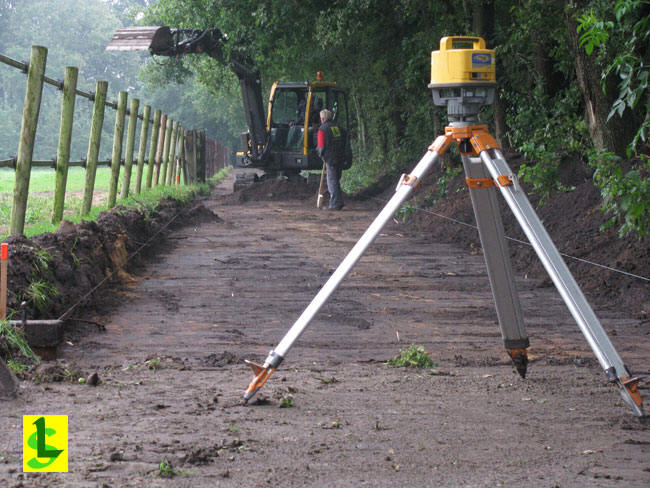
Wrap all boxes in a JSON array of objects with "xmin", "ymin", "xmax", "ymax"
[{"xmin": 259, "ymin": 78, "xmax": 350, "ymax": 173}]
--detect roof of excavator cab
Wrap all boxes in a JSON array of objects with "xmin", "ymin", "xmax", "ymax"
[{"xmin": 274, "ymin": 81, "xmax": 340, "ymax": 89}]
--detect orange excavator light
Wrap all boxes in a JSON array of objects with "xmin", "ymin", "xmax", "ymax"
[{"xmin": 316, "ymin": 71, "xmax": 324, "ymax": 81}]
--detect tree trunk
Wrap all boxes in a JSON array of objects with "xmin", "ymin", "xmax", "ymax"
[
  {"xmin": 472, "ymin": 0, "xmax": 509, "ymax": 148},
  {"xmin": 566, "ymin": 3, "xmax": 634, "ymax": 156}
]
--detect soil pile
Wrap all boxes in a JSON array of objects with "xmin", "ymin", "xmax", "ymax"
[
  {"xmin": 3, "ymin": 198, "xmax": 222, "ymax": 322},
  {"xmin": 219, "ymin": 177, "xmax": 320, "ymax": 205},
  {"xmin": 375, "ymin": 151, "xmax": 649, "ymax": 316}
]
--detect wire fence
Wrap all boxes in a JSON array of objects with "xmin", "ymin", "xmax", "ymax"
[{"xmin": 0, "ymin": 45, "xmax": 231, "ymax": 236}]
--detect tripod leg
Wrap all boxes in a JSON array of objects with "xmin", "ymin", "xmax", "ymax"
[
  {"xmin": 243, "ymin": 136, "xmax": 450, "ymax": 401},
  {"xmin": 479, "ymin": 148, "xmax": 643, "ymax": 416},
  {"xmin": 461, "ymin": 154, "xmax": 529, "ymax": 377}
]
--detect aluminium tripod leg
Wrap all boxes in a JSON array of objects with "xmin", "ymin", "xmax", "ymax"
[
  {"xmin": 461, "ymin": 154, "xmax": 529, "ymax": 377},
  {"xmin": 478, "ymin": 148, "xmax": 643, "ymax": 416},
  {"xmin": 243, "ymin": 136, "xmax": 451, "ymax": 401}
]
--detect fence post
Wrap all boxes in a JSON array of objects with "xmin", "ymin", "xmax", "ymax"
[
  {"xmin": 134, "ymin": 104, "xmax": 150, "ymax": 194},
  {"xmin": 161, "ymin": 117, "xmax": 173, "ymax": 185},
  {"xmin": 180, "ymin": 127, "xmax": 187, "ymax": 185},
  {"xmin": 52, "ymin": 65, "xmax": 78, "ymax": 224},
  {"xmin": 186, "ymin": 130, "xmax": 197, "ymax": 183},
  {"xmin": 197, "ymin": 130, "xmax": 206, "ymax": 183},
  {"xmin": 81, "ymin": 80, "xmax": 109, "ymax": 216},
  {"xmin": 167, "ymin": 120, "xmax": 179, "ymax": 186},
  {"xmin": 108, "ymin": 91, "xmax": 128, "ymax": 208},
  {"xmin": 9, "ymin": 46, "xmax": 47, "ymax": 235},
  {"xmin": 146, "ymin": 108, "xmax": 161, "ymax": 189},
  {"xmin": 120, "ymin": 97, "xmax": 139, "ymax": 199},
  {"xmin": 154, "ymin": 113, "xmax": 167, "ymax": 186}
]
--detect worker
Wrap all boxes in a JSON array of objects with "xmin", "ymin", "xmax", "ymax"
[
  {"xmin": 317, "ymin": 108, "xmax": 346, "ymax": 210},
  {"xmin": 286, "ymin": 97, "xmax": 307, "ymax": 149}
]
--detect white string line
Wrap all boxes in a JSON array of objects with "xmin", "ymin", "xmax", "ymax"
[{"xmin": 370, "ymin": 196, "xmax": 650, "ymax": 283}]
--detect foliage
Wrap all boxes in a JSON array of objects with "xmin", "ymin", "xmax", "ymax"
[
  {"xmin": 575, "ymin": 0, "xmax": 650, "ymax": 237},
  {"xmin": 577, "ymin": 0, "xmax": 650, "ymax": 155},
  {"xmin": 422, "ymin": 167, "xmax": 463, "ymax": 207},
  {"xmin": 388, "ymin": 344, "xmax": 437, "ymax": 369},
  {"xmin": 0, "ymin": 320, "xmax": 40, "ymax": 364},
  {"xmin": 158, "ymin": 458, "xmax": 178, "ymax": 478},
  {"xmin": 588, "ymin": 150, "xmax": 650, "ymax": 238},
  {"xmin": 396, "ymin": 201, "xmax": 417, "ymax": 223}
]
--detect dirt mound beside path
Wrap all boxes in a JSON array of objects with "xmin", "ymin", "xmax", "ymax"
[
  {"xmin": 3, "ymin": 198, "xmax": 221, "ymax": 323},
  {"xmin": 390, "ymin": 151, "xmax": 649, "ymax": 317}
]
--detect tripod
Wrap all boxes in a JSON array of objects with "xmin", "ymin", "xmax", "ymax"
[{"xmin": 243, "ymin": 37, "xmax": 644, "ymax": 416}]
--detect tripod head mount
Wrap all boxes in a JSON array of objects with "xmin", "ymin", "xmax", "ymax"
[{"xmin": 429, "ymin": 36, "xmax": 496, "ymax": 123}]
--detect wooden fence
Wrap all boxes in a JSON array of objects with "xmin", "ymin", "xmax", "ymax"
[{"xmin": 0, "ymin": 45, "xmax": 231, "ymax": 236}]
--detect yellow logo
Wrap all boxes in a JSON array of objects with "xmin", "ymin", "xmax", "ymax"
[
  {"xmin": 331, "ymin": 126, "xmax": 341, "ymax": 138},
  {"xmin": 23, "ymin": 415, "xmax": 68, "ymax": 472}
]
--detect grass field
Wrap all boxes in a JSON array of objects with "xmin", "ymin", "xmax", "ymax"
[
  {"xmin": 0, "ymin": 166, "xmax": 221, "ymax": 238},
  {"xmin": 0, "ymin": 166, "xmax": 116, "ymax": 194}
]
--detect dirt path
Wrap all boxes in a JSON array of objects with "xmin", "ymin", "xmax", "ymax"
[{"xmin": 1, "ymin": 173, "xmax": 649, "ymax": 487}]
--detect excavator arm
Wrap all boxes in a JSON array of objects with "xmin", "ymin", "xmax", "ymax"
[{"xmin": 107, "ymin": 26, "xmax": 268, "ymax": 165}]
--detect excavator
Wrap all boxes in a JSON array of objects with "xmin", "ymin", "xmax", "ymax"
[{"xmin": 107, "ymin": 26, "xmax": 351, "ymax": 181}]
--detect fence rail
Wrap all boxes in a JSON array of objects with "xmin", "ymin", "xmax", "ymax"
[{"xmin": 1, "ymin": 45, "xmax": 231, "ymax": 235}]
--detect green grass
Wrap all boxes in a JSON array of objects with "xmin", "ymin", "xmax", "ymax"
[
  {"xmin": 387, "ymin": 344, "xmax": 437, "ymax": 369},
  {"xmin": 0, "ymin": 166, "xmax": 114, "ymax": 193},
  {"xmin": 0, "ymin": 166, "xmax": 231, "ymax": 238},
  {"xmin": 0, "ymin": 320, "xmax": 40, "ymax": 364}
]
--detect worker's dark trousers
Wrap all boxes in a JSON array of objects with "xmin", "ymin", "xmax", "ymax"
[{"xmin": 326, "ymin": 163, "xmax": 344, "ymax": 209}]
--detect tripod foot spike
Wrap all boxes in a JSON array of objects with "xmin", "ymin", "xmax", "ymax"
[
  {"xmin": 617, "ymin": 376, "xmax": 644, "ymax": 417},
  {"xmin": 243, "ymin": 360, "xmax": 275, "ymax": 403},
  {"xmin": 507, "ymin": 348, "xmax": 528, "ymax": 378}
]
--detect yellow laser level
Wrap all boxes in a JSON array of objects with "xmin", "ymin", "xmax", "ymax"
[
  {"xmin": 429, "ymin": 36, "xmax": 496, "ymax": 122},
  {"xmin": 429, "ymin": 36, "xmax": 495, "ymax": 88}
]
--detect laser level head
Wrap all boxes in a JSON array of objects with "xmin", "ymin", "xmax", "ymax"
[{"xmin": 429, "ymin": 36, "xmax": 496, "ymax": 122}]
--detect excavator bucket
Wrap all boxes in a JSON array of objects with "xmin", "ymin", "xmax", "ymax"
[{"xmin": 106, "ymin": 26, "xmax": 173, "ymax": 54}]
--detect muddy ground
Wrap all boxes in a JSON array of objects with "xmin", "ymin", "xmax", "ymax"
[{"xmin": 1, "ymin": 168, "xmax": 649, "ymax": 487}]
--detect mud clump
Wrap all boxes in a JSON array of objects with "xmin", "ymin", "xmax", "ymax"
[{"xmin": 202, "ymin": 351, "xmax": 243, "ymax": 367}]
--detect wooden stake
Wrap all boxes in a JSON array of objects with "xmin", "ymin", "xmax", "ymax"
[
  {"xmin": 146, "ymin": 109, "xmax": 161, "ymax": 189},
  {"xmin": 82, "ymin": 80, "xmax": 109, "ymax": 216},
  {"xmin": 1, "ymin": 243, "xmax": 8, "ymax": 320},
  {"xmin": 10, "ymin": 46, "xmax": 47, "ymax": 235},
  {"xmin": 121, "ymin": 97, "xmax": 139, "ymax": 199},
  {"xmin": 135, "ymin": 104, "xmax": 151, "ymax": 194},
  {"xmin": 160, "ymin": 117, "xmax": 173, "ymax": 185},
  {"xmin": 167, "ymin": 120, "xmax": 179, "ymax": 186},
  {"xmin": 108, "ymin": 91, "xmax": 128, "ymax": 208},
  {"xmin": 153, "ymin": 114, "xmax": 167, "ymax": 186},
  {"xmin": 52, "ymin": 66, "xmax": 78, "ymax": 224}
]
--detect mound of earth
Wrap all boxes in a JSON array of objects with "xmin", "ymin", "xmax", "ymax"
[
  {"xmin": 381, "ymin": 150, "xmax": 649, "ymax": 316},
  {"xmin": 3, "ymin": 198, "xmax": 222, "ymax": 324},
  {"xmin": 219, "ymin": 177, "xmax": 321, "ymax": 205}
]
